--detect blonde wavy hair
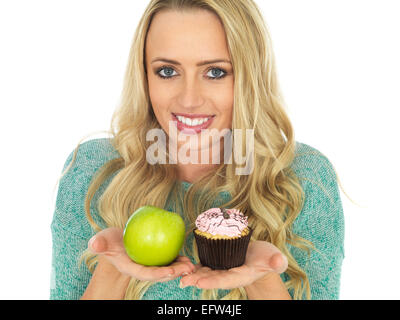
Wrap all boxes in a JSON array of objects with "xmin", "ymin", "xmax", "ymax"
[{"xmin": 59, "ymin": 0, "xmax": 346, "ymax": 300}]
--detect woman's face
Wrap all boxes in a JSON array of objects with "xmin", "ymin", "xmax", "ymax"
[{"xmin": 145, "ymin": 9, "xmax": 234, "ymax": 155}]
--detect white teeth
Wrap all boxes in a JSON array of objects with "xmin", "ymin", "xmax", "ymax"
[{"xmin": 175, "ymin": 115, "xmax": 211, "ymax": 127}]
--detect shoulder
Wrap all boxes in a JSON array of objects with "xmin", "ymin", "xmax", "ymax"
[
  {"xmin": 52, "ymin": 138, "xmax": 121, "ymax": 237},
  {"xmin": 289, "ymin": 141, "xmax": 345, "ymax": 251},
  {"xmin": 291, "ymin": 141, "xmax": 337, "ymax": 182},
  {"xmin": 290, "ymin": 141, "xmax": 340, "ymax": 205},
  {"xmin": 61, "ymin": 137, "xmax": 120, "ymax": 172}
]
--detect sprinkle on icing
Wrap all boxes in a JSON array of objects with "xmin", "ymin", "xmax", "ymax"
[{"xmin": 195, "ymin": 208, "xmax": 248, "ymax": 237}]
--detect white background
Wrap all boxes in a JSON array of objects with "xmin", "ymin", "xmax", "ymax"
[{"xmin": 0, "ymin": 0, "xmax": 399, "ymax": 299}]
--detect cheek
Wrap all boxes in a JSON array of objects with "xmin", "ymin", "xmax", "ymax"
[
  {"xmin": 148, "ymin": 81, "xmax": 170, "ymax": 122},
  {"xmin": 217, "ymin": 91, "xmax": 234, "ymax": 126},
  {"xmin": 148, "ymin": 79, "xmax": 162, "ymax": 108}
]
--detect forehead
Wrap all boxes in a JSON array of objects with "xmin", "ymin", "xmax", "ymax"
[{"xmin": 146, "ymin": 9, "xmax": 230, "ymax": 62}]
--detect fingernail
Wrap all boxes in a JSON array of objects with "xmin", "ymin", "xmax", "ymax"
[
  {"xmin": 166, "ymin": 268, "xmax": 175, "ymax": 276},
  {"xmin": 181, "ymin": 272, "xmax": 188, "ymax": 276},
  {"xmin": 88, "ymin": 236, "xmax": 96, "ymax": 251},
  {"xmin": 194, "ymin": 280, "xmax": 201, "ymax": 289}
]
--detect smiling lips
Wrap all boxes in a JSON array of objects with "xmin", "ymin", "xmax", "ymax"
[{"xmin": 171, "ymin": 113, "xmax": 215, "ymax": 134}]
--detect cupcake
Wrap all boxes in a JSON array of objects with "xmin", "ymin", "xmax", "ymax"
[{"xmin": 193, "ymin": 207, "xmax": 253, "ymax": 270}]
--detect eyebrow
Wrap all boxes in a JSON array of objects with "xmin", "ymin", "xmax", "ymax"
[{"xmin": 151, "ymin": 57, "xmax": 232, "ymax": 66}]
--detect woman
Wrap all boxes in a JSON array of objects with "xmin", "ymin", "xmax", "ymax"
[{"xmin": 51, "ymin": 0, "xmax": 345, "ymax": 300}]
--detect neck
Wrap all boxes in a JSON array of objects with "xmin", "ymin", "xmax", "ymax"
[{"xmin": 176, "ymin": 162, "xmax": 220, "ymax": 184}]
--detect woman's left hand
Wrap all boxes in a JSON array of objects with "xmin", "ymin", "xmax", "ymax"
[{"xmin": 179, "ymin": 240, "xmax": 288, "ymax": 290}]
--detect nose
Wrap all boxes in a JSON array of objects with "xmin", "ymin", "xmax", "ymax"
[{"xmin": 177, "ymin": 75, "xmax": 204, "ymax": 109}]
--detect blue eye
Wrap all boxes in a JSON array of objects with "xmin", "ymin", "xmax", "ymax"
[
  {"xmin": 206, "ymin": 68, "xmax": 226, "ymax": 80},
  {"xmin": 157, "ymin": 67, "xmax": 178, "ymax": 79},
  {"xmin": 156, "ymin": 66, "xmax": 227, "ymax": 80}
]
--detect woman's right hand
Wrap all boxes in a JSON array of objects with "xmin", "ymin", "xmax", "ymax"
[{"xmin": 88, "ymin": 227, "xmax": 195, "ymax": 283}]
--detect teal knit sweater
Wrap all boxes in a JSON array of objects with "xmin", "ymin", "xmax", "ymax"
[{"xmin": 50, "ymin": 138, "xmax": 345, "ymax": 300}]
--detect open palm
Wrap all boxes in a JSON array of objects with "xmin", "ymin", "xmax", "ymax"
[
  {"xmin": 179, "ymin": 240, "xmax": 288, "ymax": 289},
  {"xmin": 88, "ymin": 227, "xmax": 195, "ymax": 282}
]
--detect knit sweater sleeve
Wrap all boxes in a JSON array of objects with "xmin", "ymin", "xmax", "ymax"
[
  {"xmin": 50, "ymin": 219, "xmax": 92, "ymax": 299},
  {"xmin": 50, "ymin": 138, "xmax": 119, "ymax": 299},
  {"xmin": 285, "ymin": 142, "xmax": 346, "ymax": 300}
]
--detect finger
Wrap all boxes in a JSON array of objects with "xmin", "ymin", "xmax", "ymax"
[
  {"xmin": 175, "ymin": 256, "xmax": 191, "ymax": 263},
  {"xmin": 269, "ymin": 253, "xmax": 288, "ymax": 274},
  {"xmin": 89, "ymin": 235, "xmax": 123, "ymax": 257},
  {"xmin": 168, "ymin": 261, "xmax": 196, "ymax": 278},
  {"xmin": 88, "ymin": 228, "xmax": 125, "ymax": 256},
  {"xmin": 190, "ymin": 263, "xmax": 204, "ymax": 273},
  {"xmin": 121, "ymin": 254, "xmax": 195, "ymax": 280},
  {"xmin": 174, "ymin": 256, "xmax": 196, "ymax": 269},
  {"xmin": 153, "ymin": 256, "xmax": 196, "ymax": 282},
  {"xmin": 135, "ymin": 260, "xmax": 194, "ymax": 282},
  {"xmin": 180, "ymin": 266, "xmax": 216, "ymax": 288},
  {"xmin": 173, "ymin": 256, "xmax": 196, "ymax": 273},
  {"xmin": 132, "ymin": 264, "xmax": 175, "ymax": 281},
  {"xmin": 196, "ymin": 266, "xmax": 256, "ymax": 290},
  {"xmin": 246, "ymin": 241, "xmax": 288, "ymax": 273},
  {"xmin": 88, "ymin": 235, "xmax": 107, "ymax": 254},
  {"xmin": 152, "ymin": 264, "xmax": 193, "ymax": 281},
  {"xmin": 110, "ymin": 254, "xmax": 191, "ymax": 281}
]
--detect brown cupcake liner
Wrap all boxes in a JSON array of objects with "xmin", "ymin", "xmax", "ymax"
[{"xmin": 193, "ymin": 227, "xmax": 253, "ymax": 270}]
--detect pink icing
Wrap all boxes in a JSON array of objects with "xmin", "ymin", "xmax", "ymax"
[{"xmin": 195, "ymin": 208, "xmax": 248, "ymax": 237}]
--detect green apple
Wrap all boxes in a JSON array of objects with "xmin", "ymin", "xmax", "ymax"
[{"xmin": 123, "ymin": 205, "xmax": 186, "ymax": 266}]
